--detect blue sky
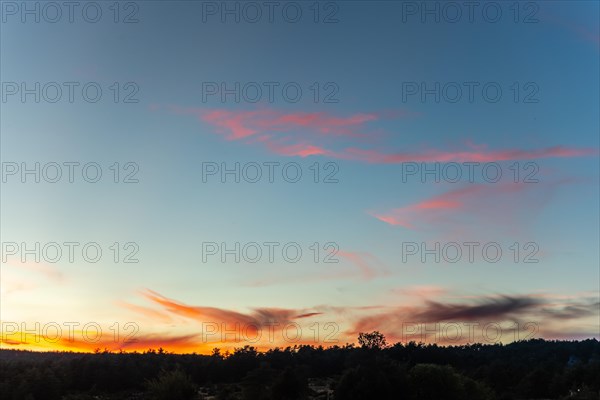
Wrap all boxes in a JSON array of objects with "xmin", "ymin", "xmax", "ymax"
[{"xmin": 1, "ymin": 1, "xmax": 598, "ymax": 352}]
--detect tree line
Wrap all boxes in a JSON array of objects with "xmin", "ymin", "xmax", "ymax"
[{"xmin": 0, "ymin": 335, "xmax": 598, "ymax": 399}]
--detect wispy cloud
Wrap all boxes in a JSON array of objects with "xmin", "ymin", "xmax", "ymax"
[
  {"xmin": 171, "ymin": 106, "xmax": 597, "ymax": 163},
  {"xmin": 6, "ymin": 289, "xmax": 596, "ymax": 353},
  {"xmin": 337, "ymin": 250, "xmax": 385, "ymax": 281},
  {"xmin": 138, "ymin": 289, "xmax": 322, "ymax": 331},
  {"xmin": 340, "ymin": 145, "xmax": 598, "ymax": 164},
  {"xmin": 118, "ymin": 301, "xmax": 174, "ymax": 323},
  {"xmin": 3, "ymin": 260, "xmax": 65, "ymax": 283},
  {"xmin": 541, "ymin": 9, "xmax": 600, "ymax": 50},
  {"xmin": 370, "ymin": 180, "xmax": 574, "ymax": 238},
  {"xmin": 178, "ymin": 107, "xmax": 380, "ymax": 140},
  {"xmin": 392, "ymin": 285, "xmax": 448, "ymax": 298},
  {"xmin": 243, "ymin": 250, "xmax": 388, "ymax": 287},
  {"xmin": 347, "ymin": 294, "xmax": 600, "ymax": 344},
  {"xmin": 1, "ymin": 261, "xmax": 65, "ymax": 295},
  {"xmin": 413, "ymin": 296, "xmax": 541, "ymax": 322},
  {"xmin": 59, "ymin": 332, "xmax": 203, "ymax": 353},
  {"xmin": 0, "ymin": 327, "xmax": 202, "ymax": 353}
]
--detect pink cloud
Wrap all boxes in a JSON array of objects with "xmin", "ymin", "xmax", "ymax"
[
  {"xmin": 370, "ymin": 181, "xmax": 569, "ymax": 236},
  {"xmin": 370, "ymin": 185, "xmax": 485, "ymax": 229},
  {"xmin": 114, "ymin": 289, "xmax": 598, "ymax": 350},
  {"xmin": 392, "ymin": 285, "xmax": 448, "ymax": 298},
  {"xmin": 187, "ymin": 108, "xmax": 379, "ymax": 141},
  {"xmin": 337, "ymin": 250, "xmax": 382, "ymax": 281},
  {"xmin": 264, "ymin": 139, "xmax": 331, "ymax": 157},
  {"xmin": 340, "ymin": 146, "xmax": 598, "ymax": 164},
  {"xmin": 169, "ymin": 106, "xmax": 597, "ymax": 163},
  {"xmin": 541, "ymin": 10, "xmax": 600, "ymax": 49},
  {"xmin": 243, "ymin": 250, "xmax": 388, "ymax": 287},
  {"xmin": 201, "ymin": 109, "xmax": 261, "ymax": 139}
]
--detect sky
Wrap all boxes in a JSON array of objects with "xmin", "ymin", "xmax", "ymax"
[{"xmin": 0, "ymin": 0, "xmax": 599, "ymax": 354}]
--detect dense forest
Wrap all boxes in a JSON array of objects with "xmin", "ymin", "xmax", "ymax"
[{"xmin": 1, "ymin": 335, "xmax": 599, "ymax": 400}]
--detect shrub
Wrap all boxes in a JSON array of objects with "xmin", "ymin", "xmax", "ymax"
[{"xmin": 146, "ymin": 368, "xmax": 197, "ymax": 400}]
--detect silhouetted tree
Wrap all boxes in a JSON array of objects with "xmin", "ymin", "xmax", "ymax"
[
  {"xmin": 1, "ymin": 338, "xmax": 599, "ymax": 399},
  {"xmin": 358, "ymin": 331, "xmax": 387, "ymax": 350}
]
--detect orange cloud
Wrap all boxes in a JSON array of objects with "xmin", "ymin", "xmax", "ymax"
[
  {"xmin": 138, "ymin": 289, "xmax": 322, "ymax": 332},
  {"xmin": 0, "ymin": 322, "xmax": 240, "ymax": 354},
  {"xmin": 118, "ymin": 301, "xmax": 174, "ymax": 323},
  {"xmin": 1, "ymin": 338, "xmax": 29, "ymax": 345},
  {"xmin": 54, "ymin": 332, "xmax": 204, "ymax": 354},
  {"xmin": 5, "ymin": 290, "xmax": 596, "ymax": 353}
]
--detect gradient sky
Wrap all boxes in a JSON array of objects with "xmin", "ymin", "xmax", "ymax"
[{"xmin": 1, "ymin": 0, "xmax": 599, "ymax": 353}]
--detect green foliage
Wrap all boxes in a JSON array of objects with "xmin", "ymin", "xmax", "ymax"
[{"xmin": 145, "ymin": 368, "xmax": 197, "ymax": 400}]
